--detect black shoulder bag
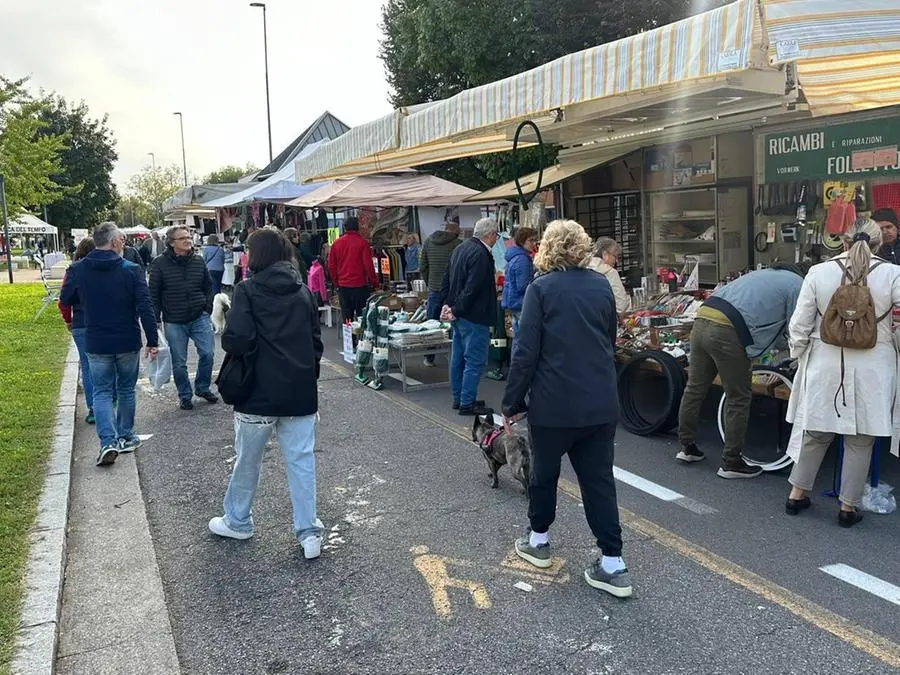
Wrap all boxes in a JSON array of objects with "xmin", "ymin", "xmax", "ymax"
[{"xmin": 215, "ymin": 288, "xmax": 258, "ymax": 406}]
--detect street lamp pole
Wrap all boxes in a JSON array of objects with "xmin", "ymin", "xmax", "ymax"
[
  {"xmin": 0, "ymin": 174, "xmax": 13, "ymax": 284},
  {"xmin": 250, "ymin": 2, "xmax": 273, "ymax": 162},
  {"xmin": 148, "ymin": 152, "xmax": 156, "ymax": 170},
  {"xmin": 173, "ymin": 112, "xmax": 187, "ymax": 185}
]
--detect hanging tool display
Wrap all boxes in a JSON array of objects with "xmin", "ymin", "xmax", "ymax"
[{"xmin": 511, "ymin": 120, "xmax": 545, "ymax": 211}]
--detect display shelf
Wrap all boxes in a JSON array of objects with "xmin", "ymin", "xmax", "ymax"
[{"xmin": 650, "ymin": 240, "xmax": 716, "ymax": 245}]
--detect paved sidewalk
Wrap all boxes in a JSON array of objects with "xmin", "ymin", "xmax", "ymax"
[{"xmin": 55, "ymin": 396, "xmax": 179, "ymax": 675}]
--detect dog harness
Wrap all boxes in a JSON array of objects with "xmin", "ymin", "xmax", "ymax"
[{"xmin": 479, "ymin": 427, "xmax": 505, "ymax": 451}]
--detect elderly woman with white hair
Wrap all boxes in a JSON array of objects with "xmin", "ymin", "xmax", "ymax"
[
  {"xmin": 501, "ymin": 219, "xmax": 631, "ymax": 598},
  {"xmin": 588, "ymin": 237, "xmax": 631, "ymax": 315},
  {"xmin": 785, "ymin": 218, "xmax": 900, "ymax": 527}
]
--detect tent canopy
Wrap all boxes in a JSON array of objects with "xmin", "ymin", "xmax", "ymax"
[
  {"xmin": 8, "ymin": 213, "xmax": 57, "ymax": 235},
  {"xmin": 297, "ymin": 0, "xmax": 900, "ymax": 184},
  {"xmin": 286, "ymin": 173, "xmax": 480, "ymax": 208},
  {"xmin": 203, "ymin": 141, "xmax": 330, "ymax": 208}
]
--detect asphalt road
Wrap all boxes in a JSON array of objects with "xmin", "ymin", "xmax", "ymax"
[{"xmin": 124, "ymin": 327, "xmax": 900, "ymax": 674}]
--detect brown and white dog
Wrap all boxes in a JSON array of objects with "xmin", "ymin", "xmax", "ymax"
[{"xmin": 472, "ymin": 410, "xmax": 531, "ymax": 492}]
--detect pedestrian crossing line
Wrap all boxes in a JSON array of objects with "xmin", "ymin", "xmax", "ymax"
[
  {"xmin": 322, "ymin": 357, "xmax": 900, "ymax": 668},
  {"xmin": 820, "ymin": 564, "xmax": 900, "ymax": 607},
  {"xmin": 558, "ymin": 478, "xmax": 900, "ymax": 670}
]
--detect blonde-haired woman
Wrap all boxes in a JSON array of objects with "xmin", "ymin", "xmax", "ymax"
[
  {"xmin": 501, "ymin": 219, "xmax": 631, "ymax": 598},
  {"xmin": 588, "ymin": 237, "xmax": 632, "ymax": 315},
  {"xmin": 785, "ymin": 218, "xmax": 900, "ymax": 527}
]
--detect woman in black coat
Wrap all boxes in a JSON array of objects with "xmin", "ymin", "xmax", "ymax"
[
  {"xmin": 208, "ymin": 228, "xmax": 326, "ymax": 559},
  {"xmin": 501, "ymin": 219, "xmax": 632, "ymax": 598}
]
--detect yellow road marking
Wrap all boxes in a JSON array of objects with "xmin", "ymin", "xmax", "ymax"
[
  {"xmin": 324, "ymin": 358, "xmax": 900, "ymax": 667},
  {"xmin": 410, "ymin": 546, "xmax": 492, "ymax": 618}
]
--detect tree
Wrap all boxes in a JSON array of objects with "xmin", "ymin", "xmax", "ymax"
[
  {"xmin": 39, "ymin": 96, "xmax": 118, "ymax": 233},
  {"xmin": 202, "ymin": 162, "xmax": 258, "ymax": 184},
  {"xmin": 112, "ymin": 195, "xmax": 156, "ymax": 229},
  {"xmin": 124, "ymin": 165, "xmax": 183, "ymax": 228},
  {"xmin": 0, "ymin": 76, "xmax": 68, "ymax": 218},
  {"xmin": 379, "ymin": 0, "xmax": 717, "ymax": 189}
]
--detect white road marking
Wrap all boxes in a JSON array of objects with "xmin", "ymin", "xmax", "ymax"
[
  {"xmin": 820, "ymin": 564, "xmax": 900, "ymax": 606},
  {"xmin": 613, "ymin": 466, "xmax": 683, "ymax": 502}
]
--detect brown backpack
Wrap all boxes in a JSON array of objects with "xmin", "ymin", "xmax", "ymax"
[{"xmin": 820, "ymin": 259, "xmax": 889, "ymax": 350}]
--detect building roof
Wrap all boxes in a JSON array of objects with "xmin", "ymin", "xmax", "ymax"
[{"xmin": 255, "ymin": 111, "xmax": 350, "ymax": 181}]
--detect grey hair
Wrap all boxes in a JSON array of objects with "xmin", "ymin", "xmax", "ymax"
[
  {"xmin": 841, "ymin": 217, "xmax": 882, "ymax": 283},
  {"xmin": 166, "ymin": 226, "xmax": 189, "ymax": 246},
  {"xmin": 594, "ymin": 237, "xmax": 620, "ymax": 257},
  {"xmin": 473, "ymin": 218, "xmax": 498, "ymax": 241},
  {"xmin": 93, "ymin": 221, "xmax": 121, "ymax": 248}
]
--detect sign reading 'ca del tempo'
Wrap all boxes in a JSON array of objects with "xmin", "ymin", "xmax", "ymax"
[{"xmin": 764, "ymin": 117, "xmax": 900, "ymax": 183}]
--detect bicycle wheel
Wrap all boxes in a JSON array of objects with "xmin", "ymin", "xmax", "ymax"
[{"xmin": 717, "ymin": 366, "xmax": 794, "ymax": 472}]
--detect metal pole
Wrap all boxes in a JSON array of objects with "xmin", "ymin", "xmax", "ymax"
[
  {"xmin": 1, "ymin": 175, "xmax": 13, "ymax": 284},
  {"xmin": 250, "ymin": 3, "xmax": 273, "ymax": 162},
  {"xmin": 174, "ymin": 112, "xmax": 187, "ymax": 185},
  {"xmin": 148, "ymin": 152, "xmax": 156, "ymax": 170}
]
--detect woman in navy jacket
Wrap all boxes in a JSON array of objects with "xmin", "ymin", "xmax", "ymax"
[{"xmin": 501, "ymin": 219, "xmax": 631, "ymax": 599}]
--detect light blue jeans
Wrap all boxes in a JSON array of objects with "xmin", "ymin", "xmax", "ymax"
[
  {"xmin": 223, "ymin": 413, "xmax": 323, "ymax": 541},
  {"xmin": 450, "ymin": 318, "xmax": 490, "ymax": 407},
  {"xmin": 88, "ymin": 351, "xmax": 139, "ymax": 449},
  {"xmin": 164, "ymin": 313, "xmax": 215, "ymax": 401},
  {"xmin": 71, "ymin": 327, "xmax": 93, "ymax": 410}
]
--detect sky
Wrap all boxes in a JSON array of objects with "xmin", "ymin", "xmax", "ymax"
[{"xmin": 0, "ymin": 0, "xmax": 394, "ymax": 189}]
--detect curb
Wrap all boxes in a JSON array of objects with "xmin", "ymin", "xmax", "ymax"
[{"xmin": 11, "ymin": 341, "xmax": 80, "ymax": 675}]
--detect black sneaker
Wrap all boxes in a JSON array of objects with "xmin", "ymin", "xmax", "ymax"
[
  {"xmin": 96, "ymin": 445, "xmax": 118, "ymax": 467},
  {"xmin": 458, "ymin": 404, "xmax": 490, "ymax": 416},
  {"xmin": 675, "ymin": 443, "xmax": 705, "ymax": 463},
  {"xmin": 838, "ymin": 509, "xmax": 863, "ymax": 528},
  {"xmin": 453, "ymin": 399, "xmax": 483, "ymax": 411},
  {"xmin": 584, "ymin": 559, "xmax": 633, "ymax": 598},
  {"xmin": 180, "ymin": 399, "xmax": 194, "ymax": 411},
  {"xmin": 717, "ymin": 458, "xmax": 763, "ymax": 479},
  {"xmin": 197, "ymin": 391, "xmax": 219, "ymax": 404}
]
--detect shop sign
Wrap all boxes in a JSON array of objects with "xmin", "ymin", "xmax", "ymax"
[{"xmin": 763, "ymin": 117, "xmax": 900, "ymax": 183}]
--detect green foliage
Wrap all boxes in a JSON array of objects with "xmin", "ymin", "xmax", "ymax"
[
  {"xmin": 379, "ymin": 0, "xmax": 715, "ymax": 189},
  {"xmin": 0, "ymin": 285, "xmax": 70, "ymax": 673},
  {"xmin": 39, "ymin": 95, "xmax": 118, "ymax": 233},
  {"xmin": 202, "ymin": 162, "xmax": 258, "ymax": 184},
  {"xmin": 123, "ymin": 164, "xmax": 184, "ymax": 229},
  {"xmin": 0, "ymin": 76, "xmax": 68, "ymax": 219}
]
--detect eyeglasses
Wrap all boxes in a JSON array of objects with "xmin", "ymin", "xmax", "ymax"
[{"xmin": 172, "ymin": 236, "xmax": 191, "ymax": 242}]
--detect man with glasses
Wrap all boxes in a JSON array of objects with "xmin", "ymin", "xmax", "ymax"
[
  {"xmin": 149, "ymin": 227, "xmax": 217, "ymax": 410},
  {"xmin": 60, "ymin": 222, "xmax": 159, "ymax": 466},
  {"xmin": 440, "ymin": 218, "xmax": 499, "ymax": 415}
]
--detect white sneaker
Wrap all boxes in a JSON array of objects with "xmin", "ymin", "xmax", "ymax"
[
  {"xmin": 208, "ymin": 516, "xmax": 253, "ymax": 540},
  {"xmin": 300, "ymin": 535, "xmax": 322, "ymax": 559}
]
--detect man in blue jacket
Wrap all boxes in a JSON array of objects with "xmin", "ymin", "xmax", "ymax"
[
  {"xmin": 61, "ymin": 222, "xmax": 159, "ymax": 466},
  {"xmin": 676, "ymin": 263, "xmax": 810, "ymax": 479},
  {"xmin": 441, "ymin": 218, "xmax": 499, "ymax": 415}
]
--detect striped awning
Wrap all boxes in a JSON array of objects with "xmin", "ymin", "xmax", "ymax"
[
  {"xmin": 297, "ymin": 0, "xmax": 765, "ymax": 183},
  {"xmin": 763, "ymin": 0, "xmax": 900, "ymax": 114}
]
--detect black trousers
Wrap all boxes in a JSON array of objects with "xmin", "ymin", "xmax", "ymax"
[
  {"xmin": 528, "ymin": 422, "xmax": 622, "ymax": 557},
  {"xmin": 338, "ymin": 286, "xmax": 371, "ymax": 324}
]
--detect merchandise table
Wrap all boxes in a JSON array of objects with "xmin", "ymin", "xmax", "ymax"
[{"xmin": 388, "ymin": 337, "xmax": 453, "ymax": 393}]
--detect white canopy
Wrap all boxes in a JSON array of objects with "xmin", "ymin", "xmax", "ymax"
[
  {"xmin": 286, "ymin": 173, "xmax": 480, "ymax": 208},
  {"xmin": 7, "ymin": 213, "xmax": 57, "ymax": 235},
  {"xmin": 122, "ymin": 225, "xmax": 152, "ymax": 236}
]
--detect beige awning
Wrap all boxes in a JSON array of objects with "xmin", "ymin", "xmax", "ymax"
[
  {"xmin": 465, "ymin": 152, "xmax": 630, "ymax": 202},
  {"xmin": 286, "ymin": 173, "xmax": 479, "ymax": 208},
  {"xmin": 762, "ymin": 0, "xmax": 900, "ymax": 115}
]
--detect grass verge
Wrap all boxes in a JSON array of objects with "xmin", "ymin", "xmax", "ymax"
[{"xmin": 0, "ymin": 285, "xmax": 70, "ymax": 673}]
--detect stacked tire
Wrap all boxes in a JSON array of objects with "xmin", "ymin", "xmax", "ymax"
[{"xmin": 617, "ymin": 350, "xmax": 687, "ymax": 436}]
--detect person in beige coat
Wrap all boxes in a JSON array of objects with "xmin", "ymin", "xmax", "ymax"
[
  {"xmin": 588, "ymin": 238, "xmax": 631, "ymax": 315},
  {"xmin": 785, "ymin": 218, "xmax": 900, "ymax": 527}
]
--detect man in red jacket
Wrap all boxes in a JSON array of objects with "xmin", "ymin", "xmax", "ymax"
[{"xmin": 328, "ymin": 217, "xmax": 378, "ymax": 323}]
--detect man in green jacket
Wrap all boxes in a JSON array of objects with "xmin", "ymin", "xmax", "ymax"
[{"xmin": 420, "ymin": 221, "xmax": 461, "ymax": 366}]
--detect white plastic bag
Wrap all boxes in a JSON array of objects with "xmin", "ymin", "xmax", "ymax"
[
  {"xmin": 860, "ymin": 482, "xmax": 896, "ymax": 515},
  {"xmin": 146, "ymin": 335, "xmax": 172, "ymax": 389}
]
